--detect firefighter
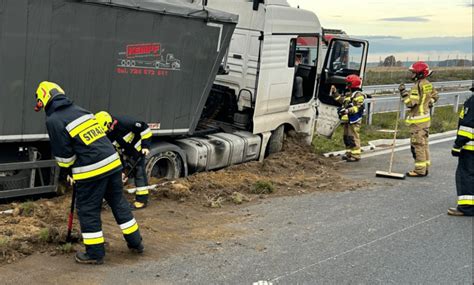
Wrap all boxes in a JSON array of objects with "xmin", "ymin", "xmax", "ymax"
[
  {"xmin": 35, "ymin": 81, "xmax": 143, "ymax": 264},
  {"xmin": 448, "ymin": 86, "xmax": 474, "ymax": 216},
  {"xmin": 95, "ymin": 111, "xmax": 152, "ymax": 210},
  {"xmin": 398, "ymin": 61, "xmax": 439, "ymax": 177},
  {"xmin": 330, "ymin": 74, "xmax": 366, "ymax": 162}
]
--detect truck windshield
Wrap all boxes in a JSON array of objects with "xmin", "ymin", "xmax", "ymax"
[{"xmin": 327, "ymin": 41, "xmax": 364, "ymax": 73}]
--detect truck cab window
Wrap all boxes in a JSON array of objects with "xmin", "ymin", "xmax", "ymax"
[
  {"xmin": 291, "ymin": 36, "xmax": 319, "ymax": 105},
  {"xmin": 328, "ymin": 41, "xmax": 364, "ymax": 75}
]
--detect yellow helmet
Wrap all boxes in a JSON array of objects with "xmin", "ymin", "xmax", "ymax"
[
  {"xmin": 95, "ymin": 111, "xmax": 113, "ymax": 131},
  {"xmin": 35, "ymin": 81, "xmax": 65, "ymax": 112}
]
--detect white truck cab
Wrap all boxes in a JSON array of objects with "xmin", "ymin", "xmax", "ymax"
[{"xmin": 205, "ymin": 0, "xmax": 369, "ymax": 150}]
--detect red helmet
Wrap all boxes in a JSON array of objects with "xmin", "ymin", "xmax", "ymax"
[
  {"xmin": 345, "ymin": 74, "xmax": 362, "ymax": 89},
  {"xmin": 409, "ymin": 61, "xmax": 432, "ymax": 79}
]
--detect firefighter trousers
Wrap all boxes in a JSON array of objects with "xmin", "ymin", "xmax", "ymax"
[
  {"xmin": 409, "ymin": 122, "xmax": 430, "ymax": 174},
  {"xmin": 75, "ymin": 171, "xmax": 142, "ymax": 259},
  {"xmin": 343, "ymin": 122, "xmax": 361, "ymax": 159},
  {"xmin": 133, "ymin": 157, "xmax": 149, "ymax": 204},
  {"xmin": 455, "ymin": 150, "xmax": 474, "ymax": 216}
]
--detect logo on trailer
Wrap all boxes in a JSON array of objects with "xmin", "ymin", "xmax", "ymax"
[
  {"xmin": 117, "ymin": 42, "xmax": 181, "ymax": 76},
  {"xmin": 126, "ymin": 43, "xmax": 161, "ymax": 59}
]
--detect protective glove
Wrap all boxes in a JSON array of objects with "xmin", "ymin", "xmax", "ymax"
[
  {"xmin": 451, "ymin": 145, "xmax": 461, "ymax": 157},
  {"xmin": 428, "ymin": 98, "xmax": 435, "ymax": 108},
  {"xmin": 338, "ymin": 108, "xmax": 349, "ymax": 116},
  {"xmin": 330, "ymin": 85, "xmax": 337, "ymax": 97},
  {"xmin": 142, "ymin": 148, "xmax": 150, "ymax": 156},
  {"xmin": 398, "ymin": 83, "xmax": 406, "ymax": 93},
  {"xmin": 66, "ymin": 175, "xmax": 75, "ymax": 186},
  {"xmin": 122, "ymin": 172, "xmax": 129, "ymax": 184}
]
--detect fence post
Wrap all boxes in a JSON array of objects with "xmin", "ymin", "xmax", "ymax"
[
  {"xmin": 453, "ymin": 94, "xmax": 460, "ymax": 113},
  {"xmin": 399, "ymin": 100, "xmax": 405, "ymax": 120},
  {"xmin": 365, "ymin": 100, "xmax": 373, "ymax": 125}
]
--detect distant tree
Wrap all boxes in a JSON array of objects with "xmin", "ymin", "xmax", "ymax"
[
  {"xmin": 396, "ymin": 60, "xmax": 403, "ymax": 67},
  {"xmin": 383, "ymin": 55, "xmax": 397, "ymax": 67}
]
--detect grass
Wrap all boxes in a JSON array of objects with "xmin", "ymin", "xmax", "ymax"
[
  {"xmin": 38, "ymin": 228, "xmax": 50, "ymax": 243},
  {"xmin": 313, "ymin": 105, "xmax": 460, "ymax": 154},
  {"xmin": 20, "ymin": 201, "xmax": 35, "ymax": 217},
  {"xmin": 365, "ymin": 67, "xmax": 472, "ymax": 85},
  {"xmin": 250, "ymin": 181, "xmax": 275, "ymax": 194},
  {"xmin": 60, "ymin": 243, "xmax": 74, "ymax": 254}
]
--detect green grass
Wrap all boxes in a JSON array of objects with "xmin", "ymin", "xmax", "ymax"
[
  {"xmin": 250, "ymin": 181, "xmax": 275, "ymax": 194},
  {"xmin": 20, "ymin": 201, "xmax": 35, "ymax": 217},
  {"xmin": 365, "ymin": 67, "xmax": 472, "ymax": 85},
  {"xmin": 38, "ymin": 228, "xmax": 50, "ymax": 243},
  {"xmin": 313, "ymin": 105, "xmax": 459, "ymax": 154}
]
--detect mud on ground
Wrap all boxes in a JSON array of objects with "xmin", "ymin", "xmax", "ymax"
[{"xmin": 0, "ymin": 137, "xmax": 369, "ymax": 266}]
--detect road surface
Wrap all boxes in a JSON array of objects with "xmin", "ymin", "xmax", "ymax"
[{"xmin": 0, "ymin": 138, "xmax": 472, "ymax": 284}]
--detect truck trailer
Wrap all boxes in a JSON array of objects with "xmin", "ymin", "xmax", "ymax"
[{"xmin": 0, "ymin": 0, "xmax": 368, "ymax": 199}]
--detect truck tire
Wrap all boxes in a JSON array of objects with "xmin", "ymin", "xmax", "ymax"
[
  {"xmin": 0, "ymin": 170, "xmax": 30, "ymax": 191},
  {"xmin": 146, "ymin": 151, "xmax": 183, "ymax": 182},
  {"xmin": 266, "ymin": 125, "xmax": 285, "ymax": 156}
]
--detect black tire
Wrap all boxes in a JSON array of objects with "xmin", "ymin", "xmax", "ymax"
[
  {"xmin": 266, "ymin": 125, "xmax": 285, "ymax": 156},
  {"xmin": 145, "ymin": 151, "xmax": 183, "ymax": 181},
  {"xmin": 0, "ymin": 169, "xmax": 30, "ymax": 191}
]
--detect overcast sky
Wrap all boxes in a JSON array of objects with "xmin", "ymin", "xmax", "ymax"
[
  {"xmin": 286, "ymin": 0, "xmax": 472, "ymax": 38},
  {"xmin": 286, "ymin": 0, "xmax": 473, "ymax": 62}
]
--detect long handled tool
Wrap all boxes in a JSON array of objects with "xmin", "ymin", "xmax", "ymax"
[
  {"xmin": 375, "ymin": 100, "xmax": 406, "ymax": 180},
  {"xmin": 66, "ymin": 182, "xmax": 77, "ymax": 243}
]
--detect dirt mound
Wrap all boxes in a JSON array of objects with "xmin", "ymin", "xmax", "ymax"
[
  {"xmin": 157, "ymin": 136, "xmax": 366, "ymax": 207},
  {"xmin": 0, "ymin": 136, "xmax": 367, "ymax": 265},
  {"xmin": 0, "ymin": 197, "xmax": 80, "ymax": 264}
]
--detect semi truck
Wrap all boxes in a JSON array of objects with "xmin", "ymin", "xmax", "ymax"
[{"xmin": 0, "ymin": 0, "xmax": 368, "ymax": 199}]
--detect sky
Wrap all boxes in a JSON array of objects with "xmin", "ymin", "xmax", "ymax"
[{"xmin": 287, "ymin": 0, "xmax": 473, "ymax": 62}]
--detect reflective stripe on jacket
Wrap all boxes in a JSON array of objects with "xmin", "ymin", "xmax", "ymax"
[
  {"xmin": 334, "ymin": 90, "xmax": 366, "ymax": 124},
  {"xmin": 402, "ymin": 79, "xmax": 439, "ymax": 125},
  {"xmin": 107, "ymin": 115, "xmax": 152, "ymax": 157},
  {"xmin": 45, "ymin": 95, "xmax": 122, "ymax": 181},
  {"xmin": 452, "ymin": 95, "xmax": 474, "ymax": 152}
]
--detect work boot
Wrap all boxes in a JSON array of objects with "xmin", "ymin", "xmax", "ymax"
[
  {"xmin": 346, "ymin": 157, "xmax": 360, "ymax": 162},
  {"xmin": 341, "ymin": 154, "xmax": 350, "ymax": 161},
  {"xmin": 75, "ymin": 252, "xmax": 104, "ymax": 265},
  {"xmin": 130, "ymin": 201, "xmax": 147, "ymax": 211},
  {"xmin": 406, "ymin": 171, "xmax": 427, "ymax": 177},
  {"xmin": 128, "ymin": 242, "xmax": 144, "ymax": 254},
  {"xmin": 447, "ymin": 208, "xmax": 465, "ymax": 216}
]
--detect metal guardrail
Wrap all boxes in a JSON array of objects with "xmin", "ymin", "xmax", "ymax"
[
  {"xmin": 365, "ymin": 80, "xmax": 472, "ymax": 94},
  {"xmin": 364, "ymin": 91, "xmax": 472, "ymax": 125}
]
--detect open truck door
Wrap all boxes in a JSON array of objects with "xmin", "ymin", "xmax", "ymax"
[{"xmin": 315, "ymin": 38, "xmax": 369, "ymax": 137}]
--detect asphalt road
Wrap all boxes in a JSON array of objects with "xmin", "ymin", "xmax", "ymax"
[
  {"xmin": 1, "ymin": 138, "xmax": 471, "ymax": 284},
  {"xmin": 99, "ymin": 138, "xmax": 472, "ymax": 284}
]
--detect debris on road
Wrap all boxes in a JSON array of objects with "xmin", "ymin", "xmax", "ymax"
[{"xmin": 0, "ymin": 137, "xmax": 368, "ymax": 265}]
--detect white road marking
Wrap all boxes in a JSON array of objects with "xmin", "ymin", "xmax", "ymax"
[
  {"xmin": 362, "ymin": 136, "xmax": 455, "ymax": 159},
  {"xmin": 270, "ymin": 213, "xmax": 445, "ymax": 282}
]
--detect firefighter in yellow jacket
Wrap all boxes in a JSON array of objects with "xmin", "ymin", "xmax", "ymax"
[
  {"xmin": 399, "ymin": 61, "xmax": 439, "ymax": 177},
  {"xmin": 330, "ymin": 75, "xmax": 366, "ymax": 162}
]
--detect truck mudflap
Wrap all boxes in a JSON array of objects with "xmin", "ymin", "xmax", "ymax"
[{"xmin": 0, "ymin": 160, "xmax": 58, "ymax": 199}]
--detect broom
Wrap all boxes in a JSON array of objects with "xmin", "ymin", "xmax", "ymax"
[{"xmin": 375, "ymin": 99, "xmax": 406, "ymax": 179}]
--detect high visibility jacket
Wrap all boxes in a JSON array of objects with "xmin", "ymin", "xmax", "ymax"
[
  {"xmin": 453, "ymin": 94, "xmax": 474, "ymax": 153},
  {"xmin": 107, "ymin": 115, "xmax": 152, "ymax": 158},
  {"xmin": 334, "ymin": 90, "xmax": 366, "ymax": 124},
  {"xmin": 401, "ymin": 79, "xmax": 439, "ymax": 125},
  {"xmin": 45, "ymin": 95, "xmax": 122, "ymax": 181}
]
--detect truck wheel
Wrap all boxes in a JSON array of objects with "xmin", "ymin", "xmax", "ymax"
[
  {"xmin": 266, "ymin": 125, "xmax": 285, "ymax": 156},
  {"xmin": 146, "ymin": 151, "xmax": 183, "ymax": 182},
  {"xmin": 0, "ymin": 170, "xmax": 30, "ymax": 191}
]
